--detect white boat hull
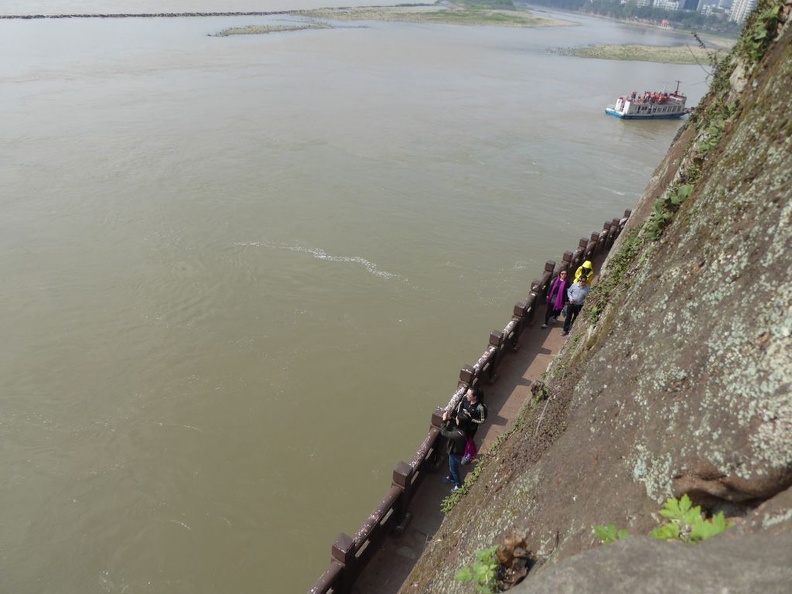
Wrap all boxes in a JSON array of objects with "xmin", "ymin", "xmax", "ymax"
[{"xmin": 605, "ymin": 107, "xmax": 689, "ymax": 120}]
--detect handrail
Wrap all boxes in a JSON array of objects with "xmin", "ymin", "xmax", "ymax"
[{"xmin": 308, "ymin": 210, "xmax": 631, "ymax": 594}]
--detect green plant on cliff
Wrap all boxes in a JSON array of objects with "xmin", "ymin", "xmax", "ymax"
[
  {"xmin": 441, "ymin": 469, "xmax": 473, "ymax": 513},
  {"xmin": 737, "ymin": 0, "xmax": 783, "ymax": 62},
  {"xmin": 645, "ymin": 181, "xmax": 698, "ymax": 240},
  {"xmin": 455, "ymin": 545, "xmax": 500, "ymax": 593},
  {"xmin": 695, "ymin": 116, "xmax": 727, "ymax": 155},
  {"xmin": 585, "ymin": 229, "xmax": 642, "ymax": 324},
  {"xmin": 651, "ymin": 495, "xmax": 731, "ymax": 543},
  {"xmin": 593, "ymin": 523, "xmax": 629, "ymax": 544},
  {"xmin": 593, "ymin": 495, "xmax": 731, "ymax": 547}
]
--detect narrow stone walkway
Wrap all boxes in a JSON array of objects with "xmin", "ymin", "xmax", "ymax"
[{"xmin": 352, "ymin": 299, "xmax": 570, "ymax": 594}]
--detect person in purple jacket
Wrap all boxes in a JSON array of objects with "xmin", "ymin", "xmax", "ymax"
[{"xmin": 542, "ymin": 270, "xmax": 570, "ymax": 328}]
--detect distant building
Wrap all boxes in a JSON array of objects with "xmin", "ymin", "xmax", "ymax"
[
  {"xmin": 730, "ymin": 0, "xmax": 758, "ymax": 23},
  {"xmin": 655, "ymin": 0, "xmax": 680, "ymax": 10},
  {"xmin": 635, "ymin": 0, "xmax": 653, "ymax": 8},
  {"xmin": 682, "ymin": 0, "xmax": 701, "ymax": 10}
]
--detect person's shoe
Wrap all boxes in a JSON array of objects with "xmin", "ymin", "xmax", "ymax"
[
  {"xmin": 541, "ymin": 324, "xmax": 548, "ymax": 329},
  {"xmin": 561, "ymin": 331, "xmax": 569, "ymax": 336},
  {"xmin": 442, "ymin": 476, "xmax": 454, "ymax": 484},
  {"xmin": 452, "ymin": 485, "xmax": 462, "ymax": 492}
]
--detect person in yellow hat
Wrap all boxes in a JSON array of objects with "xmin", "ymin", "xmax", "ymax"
[{"xmin": 574, "ymin": 260, "xmax": 594, "ymax": 286}]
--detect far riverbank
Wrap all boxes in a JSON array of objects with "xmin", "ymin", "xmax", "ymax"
[
  {"xmin": 212, "ymin": 2, "xmax": 734, "ymax": 65},
  {"xmin": 553, "ymin": 43, "xmax": 730, "ymax": 65}
]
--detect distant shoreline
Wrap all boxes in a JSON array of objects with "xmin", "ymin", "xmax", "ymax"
[
  {"xmin": 554, "ymin": 43, "xmax": 730, "ymax": 65},
  {"xmin": 0, "ymin": 10, "xmax": 307, "ymax": 19}
]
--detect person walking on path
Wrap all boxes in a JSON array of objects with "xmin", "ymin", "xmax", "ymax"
[
  {"xmin": 562, "ymin": 278, "xmax": 591, "ymax": 336},
  {"xmin": 440, "ymin": 409, "xmax": 468, "ymax": 491},
  {"xmin": 542, "ymin": 270, "xmax": 570, "ymax": 328},
  {"xmin": 574, "ymin": 260, "xmax": 595, "ymax": 286}
]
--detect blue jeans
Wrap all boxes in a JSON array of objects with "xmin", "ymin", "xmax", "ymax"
[{"xmin": 448, "ymin": 453, "xmax": 462, "ymax": 488}]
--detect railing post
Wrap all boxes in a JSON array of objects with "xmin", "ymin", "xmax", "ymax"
[
  {"xmin": 562, "ymin": 250, "xmax": 573, "ymax": 273},
  {"xmin": 584, "ymin": 235, "xmax": 593, "ymax": 260},
  {"xmin": 588, "ymin": 231, "xmax": 600, "ymax": 258},
  {"xmin": 392, "ymin": 461, "xmax": 414, "ymax": 533},
  {"xmin": 608, "ymin": 219, "xmax": 619, "ymax": 249},
  {"xmin": 568, "ymin": 238, "xmax": 590, "ymax": 283},
  {"xmin": 487, "ymin": 330, "xmax": 505, "ymax": 382},
  {"xmin": 431, "ymin": 407, "xmax": 444, "ymax": 427},
  {"xmin": 541, "ymin": 260, "xmax": 556, "ymax": 299},
  {"xmin": 459, "ymin": 364, "xmax": 475, "ymax": 388},
  {"xmin": 509, "ymin": 301, "xmax": 528, "ymax": 351},
  {"xmin": 601, "ymin": 220, "xmax": 613, "ymax": 250},
  {"xmin": 331, "ymin": 533, "xmax": 356, "ymax": 594},
  {"xmin": 526, "ymin": 280, "xmax": 541, "ymax": 324}
]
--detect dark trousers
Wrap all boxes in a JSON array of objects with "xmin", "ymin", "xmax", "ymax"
[
  {"xmin": 563, "ymin": 303, "xmax": 584, "ymax": 333},
  {"xmin": 544, "ymin": 305, "xmax": 562, "ymax": 325},
  {"xmin": 448, "ymin": 453, "xmax": 462, "ymax": 488}
]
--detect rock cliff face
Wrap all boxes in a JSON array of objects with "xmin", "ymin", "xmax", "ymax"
[{"xmin": 400, "ymin": 2, "xmax": 792, "ymax": 592}]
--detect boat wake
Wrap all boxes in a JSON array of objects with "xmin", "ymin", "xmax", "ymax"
[{"xmin": 235, "ymin": 241, "xmax": 405, "ymax": 281}]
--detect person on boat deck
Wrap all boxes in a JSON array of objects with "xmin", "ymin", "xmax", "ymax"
[
  {"xmin": 573, "ymin": 260, "xmax": 595, "ymax": 286},
  {"xmin": 543, "ymin": 269, "xmax": 570, "ymax": 328}
]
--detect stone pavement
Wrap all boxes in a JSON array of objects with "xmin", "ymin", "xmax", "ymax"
[{"xmin": 352, "ymin": 301, "xmax": 570, "ymax": 594}]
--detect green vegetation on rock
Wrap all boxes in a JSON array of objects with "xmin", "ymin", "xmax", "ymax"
[
  {"xmin": 454, "ymin": 545, "xmax": 500, "ymax": 593},
  {"xmin": 593, "ymin": 523, "xmax": 629, "ymax": 544},
  {"xmin": 595, "ymin": 495, "xmax": 732, "ymax": 545},
  {"xmin": 651, "ymin": 495, "xmax": 731, "ymax": 543}
]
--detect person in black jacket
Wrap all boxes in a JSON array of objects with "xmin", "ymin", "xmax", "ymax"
[
  {"xmin": 456, "ymin": 386, "xmax": 487, "ymax": 440},
  {"xmin": 440, "ymin": 409, "xmax": 468, "ymax": 490}
]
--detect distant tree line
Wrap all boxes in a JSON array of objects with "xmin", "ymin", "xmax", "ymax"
[{"xmin": 515, "ymin": 0, "xmax": 744, "ymax": 35}]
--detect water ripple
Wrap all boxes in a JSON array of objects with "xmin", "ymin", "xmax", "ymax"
[{"xmin": 235, "ymin": 241, "xmax": 406, "ymax": 281}]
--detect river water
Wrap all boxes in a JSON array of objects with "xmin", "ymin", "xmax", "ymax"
[{"xmin": 1, "ymin": 2, "xmax": 709, "ymax": 592}]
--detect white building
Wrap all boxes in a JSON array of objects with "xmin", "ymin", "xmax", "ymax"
[{"xmin": 730, "ymin": 0, "xmax": 758, "ymax": 23}]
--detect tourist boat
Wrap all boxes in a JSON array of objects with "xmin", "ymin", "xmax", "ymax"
[{"xmin": 605, "ymin": 82, "xmax": 692, "ymax": 120}]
